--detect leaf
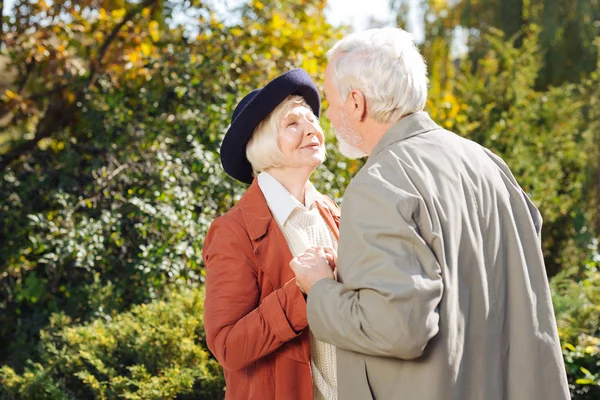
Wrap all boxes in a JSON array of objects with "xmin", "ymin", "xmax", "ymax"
[
  {"xmin": 111, "ymin": 8, "xmax": 126, "ymax": 22},
  {"xmin": 149, "ymin": 21, "xmax": 160, "ymax": 42},
  {"xmin": 564, "ymin": 343, "xmax": 576, "ymax": 351},
  {"xmin": 140, "ymin": 42, "xmax": 152, "ymax": 57},
  {"xmin": 271, "ymin": 13, "xmax": 285, "ymax": 30},
  {"xmin": 5, "ymin": 89, "xmax": 19, "ymax": 100},
  {"xmin": 129, "ymin": 51, "xmax": 139, "ymax": 64}
]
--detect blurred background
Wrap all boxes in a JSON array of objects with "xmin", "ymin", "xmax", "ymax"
[{"xmin": 0, "ymin": 0, "xmax": 599, "ymax": 398}]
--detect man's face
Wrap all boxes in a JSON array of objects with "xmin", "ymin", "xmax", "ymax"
[{"xmin": 324, "ymin": 63, "xmax": 367, "ymax": 159}]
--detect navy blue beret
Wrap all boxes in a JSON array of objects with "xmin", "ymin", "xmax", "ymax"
[{"xmin": 220, "ymin": 68, "xmax": 321, "ymax": 184}]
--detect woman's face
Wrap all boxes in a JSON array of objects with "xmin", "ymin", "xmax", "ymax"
[{"xmin": 277, "ymin": 104, "xmax": 325, "ymax": 169}]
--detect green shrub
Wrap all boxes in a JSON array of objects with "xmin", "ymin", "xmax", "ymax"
[
  {"xmin": 0, "ymin": 288, "xmax": 224, "ymax": 400},
  {"xmin": 552, "ymin": 240, "xmax": 600, "ymax": 399}
]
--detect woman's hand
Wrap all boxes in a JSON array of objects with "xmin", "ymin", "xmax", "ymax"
[
  {"xmin": 320, "ymin": 247, "xmax": 337, "ymax": 270},
  {"xmin": 289, "ymin": 247, "xmax": 337, "ymax": 294}
]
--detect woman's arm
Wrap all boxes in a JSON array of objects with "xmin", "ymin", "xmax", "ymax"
[{"xmin": 202, "ymin": 217, "xmax": 307, "ymax": 371}]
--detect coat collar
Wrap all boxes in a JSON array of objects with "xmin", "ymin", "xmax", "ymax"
[
  {"xmin": 239, "ymin": 178, "xmax": 337, "ymax": 241},
  {"xmin": 257, "ymin": 172, "xmax": 320, "ymax": 226},
  {"xmin": 371, "ymin": 111, "xmax": 440, "ymax": 157},
  {"xmin": 239, "ymin": 179, "xmax": 273, "ymax": 241}
]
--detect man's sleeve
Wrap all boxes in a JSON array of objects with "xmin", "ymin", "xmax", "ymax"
[{"xmin": 307, "ymin": 181, "xmax": 444, "ymax": 360}]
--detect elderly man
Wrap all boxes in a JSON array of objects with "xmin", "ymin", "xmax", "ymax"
[{"xmin": 290, "ymin": 28, "xmax": 570, "ymax": 400}]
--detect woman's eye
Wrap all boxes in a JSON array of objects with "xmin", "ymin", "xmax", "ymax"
[{"xmin": 287, "ymin": 121, "xmax": 297, "ymax": 127}]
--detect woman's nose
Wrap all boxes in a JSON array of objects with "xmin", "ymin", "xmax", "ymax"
[{"xmin": 303, "ymin": 116, "xmax": 319, "ymax": 136}]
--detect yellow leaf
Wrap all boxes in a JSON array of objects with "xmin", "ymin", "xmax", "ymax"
[
  {"xmin": 140, "ymin": 42, "xmax": 152, "ymax": 56},
  {"xmin": 111, "ymin": 8, "xmax": 126, "ymax": 22},
  {"xmin": 430, "ymin": 0, "xmax": 448, "ymax": 12},
  {"xmin": 272, "ymin": 13, "xmax": 285, "ymax": 30},
  {"xmin": 301, "ymin": 58, "xmax": 318, "ymax": 76},
  {"xmin": 38, "ymin": 137, "xmax": 53, "ymax": 150},
  {"xmin": 5, "ymin": 89, "xmax": 18, "ymax": 100},
  {"xmin": 99, "ymin": 8, "xmax": 107, "ymax": 21},
  {"xmin": 242, "ymin": 53, "xmax": 253, "ymax": 63},
  {"xmin": 149, "ymin": 20, "xmax": 160, "ymax": 42},
  {"xmin": 141, "ymin": 8, "xmax": 151, "ymax": 18},
  {"xmin": 230, "ymin": 27, "xmax": 244, "ymax": 37},
  {"xmin": 129, "ymin": 51, "xmax": 139, "ymax": 63},
  {"xmin": 254, "ymin": 1, "xmax": 264, "ymax": 10}
]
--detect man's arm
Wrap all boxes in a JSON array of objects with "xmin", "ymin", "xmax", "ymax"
[{"xmin": 306, "ymin": 181, "xmax": 444, "ymax": 360}]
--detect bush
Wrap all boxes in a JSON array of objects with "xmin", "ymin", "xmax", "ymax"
[
  {"xmin": 0, "ymin": 288, "xmax": 224, "ymax": 400},
  {"xmin": 552, "ymin": 239, "xmax": 600, "ymax": 399}
]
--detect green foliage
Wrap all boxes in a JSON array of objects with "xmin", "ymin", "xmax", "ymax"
[
  {"xmin": 0, "ymin": 288, "xmax": 224, "ymax": 399},
  {"xmin": 0, "ymin": 0, "xmax": 598, "ymax": 397},
  {"xmin": 0, "ymin": 0, "xmax": 342, "ymax": 377},
  {"xmin": 552, "ymin": 241, "xmax": 600, "ymax": 399},
  {"xmin": 428, "ymin": 0, "xmax": 600, "ymax": 88}
]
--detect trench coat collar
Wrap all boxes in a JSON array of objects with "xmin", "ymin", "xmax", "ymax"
[{"xmin": 371, "ymin": 111, "xmax": 440, "ymax": 157}]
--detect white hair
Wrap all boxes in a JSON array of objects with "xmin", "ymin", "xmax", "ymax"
[
  {"xmin": 327, "ymin": 28, "xmax": 428, "ymax": 124},
  {"xmin": 245, "ymin": 95, "xmax": 313, "ymax": 176}
]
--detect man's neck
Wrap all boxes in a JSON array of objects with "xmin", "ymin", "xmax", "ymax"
[
  {"xmin": 360, "ymin": 113, "xmax": 416, "ymax": 155},
  {"xmin": 359, "ymin": 120, "xmax": 394, "ymax": 155}
]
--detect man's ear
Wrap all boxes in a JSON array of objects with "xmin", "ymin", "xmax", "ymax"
[{"xmin": 348, "ymin": 89, "xmax": 367, "ymax": 122}]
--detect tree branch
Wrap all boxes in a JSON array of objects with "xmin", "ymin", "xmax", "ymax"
[
  {"xmin": 596, "ymin": 128, "xmax": 600, "ymax": 233},
  {"xmin": 74, "ymin": 163, "xmax": 129, "ymax": 211},
  {"xmin": 0, "ymin": 0, "xmax": 158, "ymax": 172},
  {"xmin": 89, "ymin": 0, "xmax": 157, "ymax": 82},
  {"xmin": 0, "ymin": 98, "xmax": 73, "ymax": 170},
  {"xmin": 0, "ymin": 0, "xmax": 4, "ymax": 48},
  {"xmin": 17, "ymin": 61, "xmax": 35, "ymax": 95}
]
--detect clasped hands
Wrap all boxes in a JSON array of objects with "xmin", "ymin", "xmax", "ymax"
[{"xmin": 289, "ymin": 246, "xmax": 337, "ymax": 294}]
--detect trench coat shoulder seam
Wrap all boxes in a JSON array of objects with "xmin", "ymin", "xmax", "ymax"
[{"xmin": 372, "ymin": 127, "xmax": 441, "ymax": 157}]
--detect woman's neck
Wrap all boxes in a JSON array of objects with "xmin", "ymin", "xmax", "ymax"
[{"xmin": 266, "ymin": 167, "xmax": 313, "ymax": 205}]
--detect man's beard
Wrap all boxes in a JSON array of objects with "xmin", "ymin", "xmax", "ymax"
[
  {"xmin": 336, "ymin": 134, "xmax": 368, "ymax": 159},
  {"xmin": 333, "ymin": 113, "xmax": 367, "ymax": 159}
]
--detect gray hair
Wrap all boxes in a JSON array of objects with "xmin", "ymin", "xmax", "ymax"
[{"xmin": 327, "ymin": 28, "xmax": 428, "ymax": 124}]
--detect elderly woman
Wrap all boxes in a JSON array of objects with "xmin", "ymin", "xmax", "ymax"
[{"xmin": 202, "ymin": 69, "xmax": 340, "ymax": 400}]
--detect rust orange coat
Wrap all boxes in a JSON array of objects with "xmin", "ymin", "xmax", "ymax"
[{"xmin": 202, "ymin": 179, "xmax": 340, "ymax": 400}]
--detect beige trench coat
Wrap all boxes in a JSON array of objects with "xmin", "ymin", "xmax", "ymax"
[{"xmin": 307, "ymin": 112, "xmax": 570, "ymax": 400}]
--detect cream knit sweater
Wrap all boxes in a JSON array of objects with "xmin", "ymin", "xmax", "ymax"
[{"xmin": 278, "ymin": 206, "xmax": 338, "ymax": 400}]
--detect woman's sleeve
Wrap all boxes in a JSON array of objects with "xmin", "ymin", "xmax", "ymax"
[{"xmin": 202, "ymin": 217, "xmax": 308, "ymax": 371}]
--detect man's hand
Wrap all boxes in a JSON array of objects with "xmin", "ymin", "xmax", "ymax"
[{"xmin": 289, "ymin": 247, "xmax": 336, "ymax": 294}]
